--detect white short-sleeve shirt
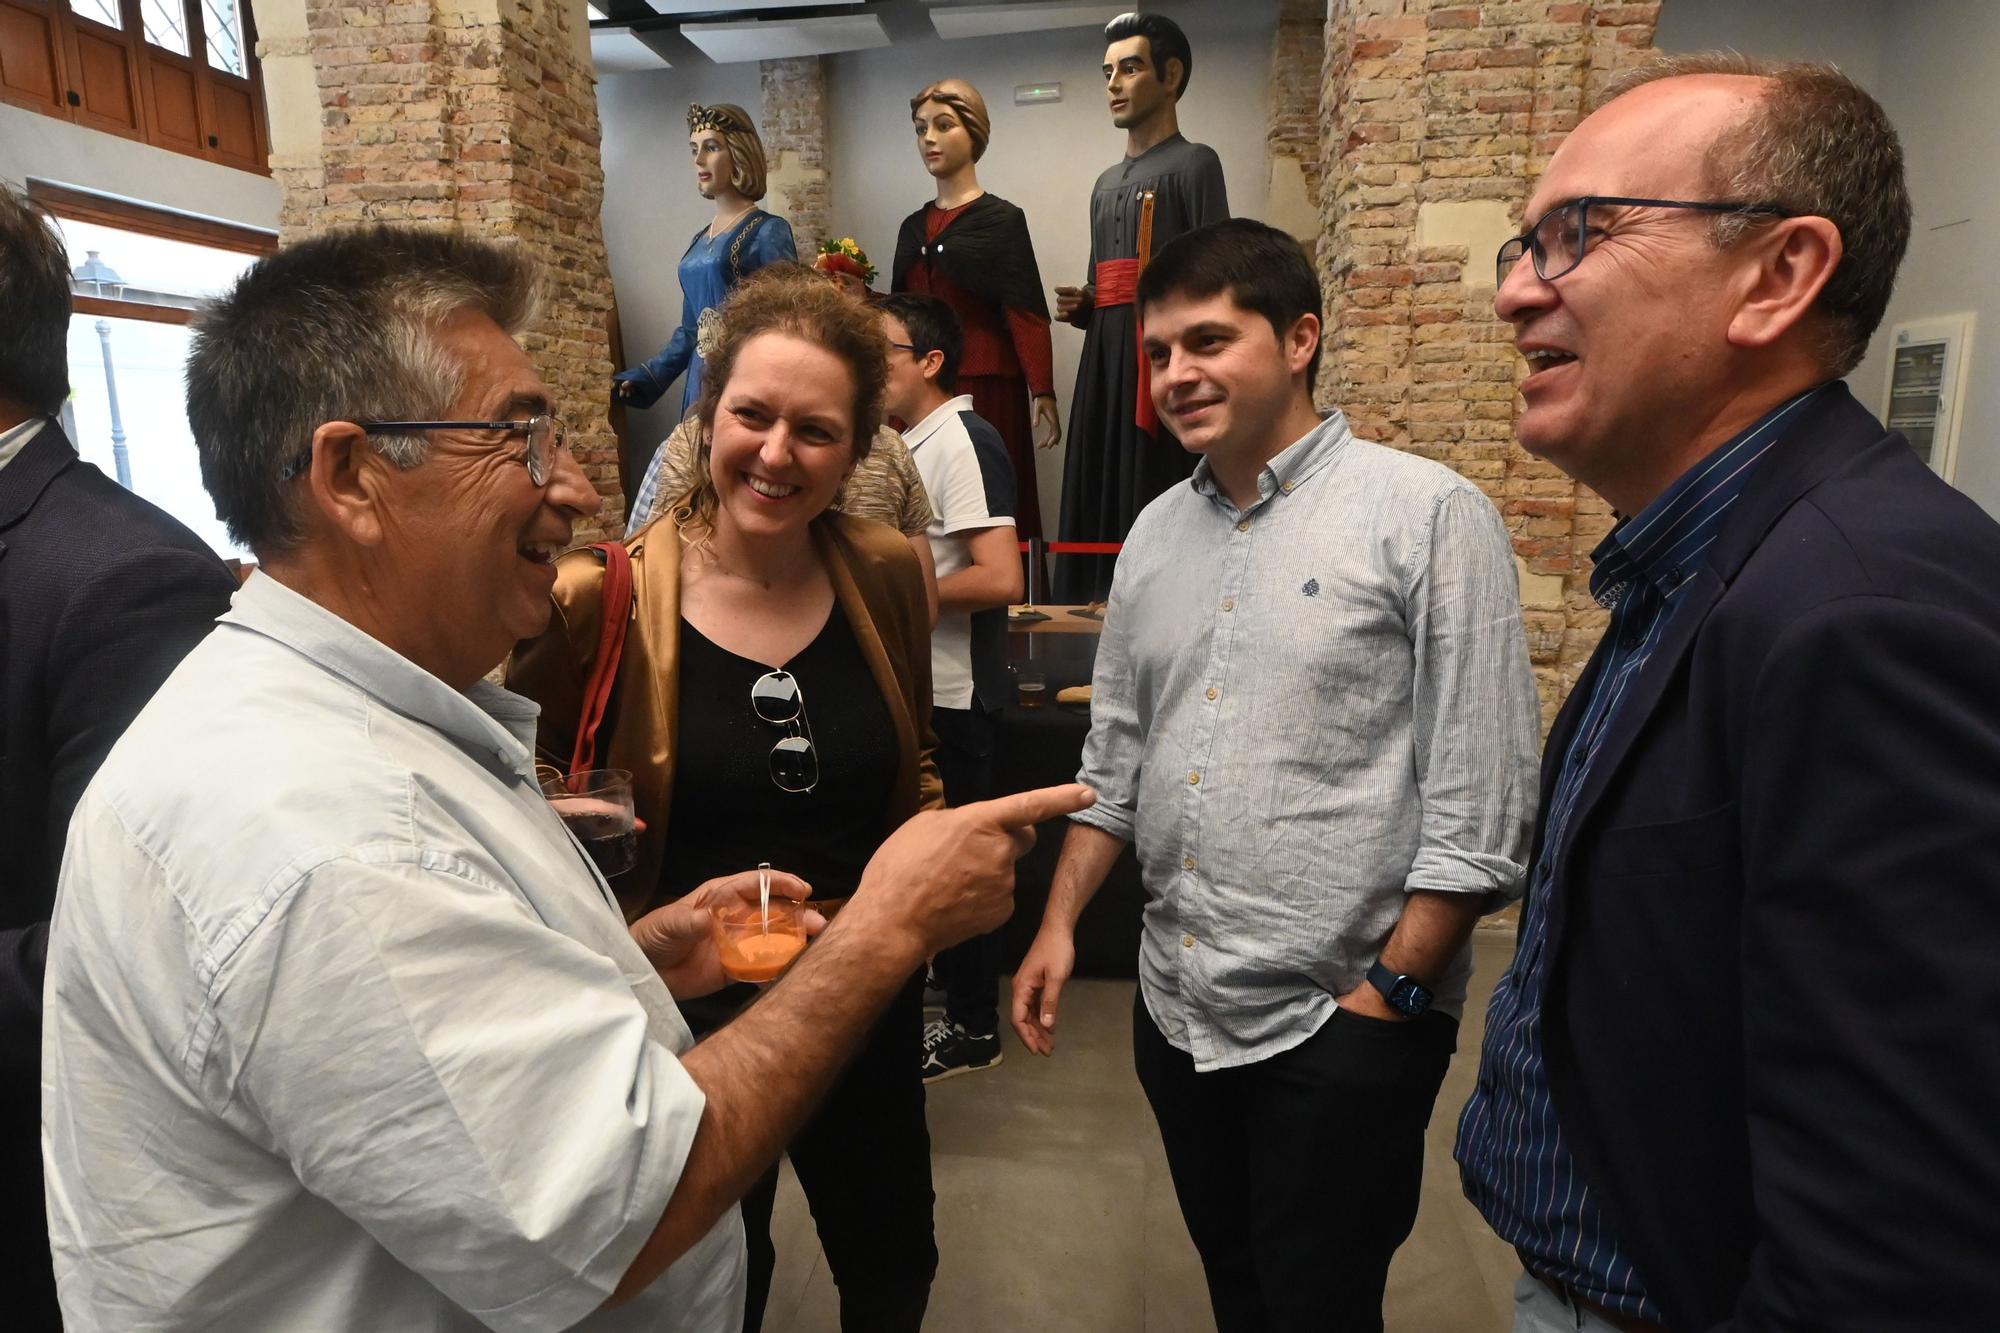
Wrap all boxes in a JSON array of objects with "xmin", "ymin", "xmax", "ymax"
[
  {"xmin": 903, "ymin": 393, "xmax": 1016, "ymax": 710},
  {"xmin": 43, "ymin": 572, "xmax": 745, "ymax": 1332}
]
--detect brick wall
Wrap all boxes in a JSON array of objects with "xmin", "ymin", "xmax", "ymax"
[
  {"xmin": 261, "ymin": 0, "xmax": 625, "ymax": 540},
  {"xmin": 1270, "ymin": 0, "xmax": 1328, "ymax": 213},
  {"xmin": 1317, "ymin": 0, "xmax": 1663, "ymax": 729},
  {"xmin": 760, "ymin": 56, "xmax": 831, "ymax": 256}
]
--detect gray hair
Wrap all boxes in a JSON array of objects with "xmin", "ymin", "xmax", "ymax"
[
  {"xmin": 0, "ymin": 182, "xmax": 74, "ymax": 416},
  {"xmin": 1605, "ymin": 53, "xmax": 1911, "ymax": 375},
  {"xmin": 186, "ymin": 225, "xmax": 539, "ymax": 556}
]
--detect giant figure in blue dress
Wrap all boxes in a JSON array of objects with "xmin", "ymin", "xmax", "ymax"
[{"xmin": 615, "ymin": 103, "xmax": 796, "ymax": 535}]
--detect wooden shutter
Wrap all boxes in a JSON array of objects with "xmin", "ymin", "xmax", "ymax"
[
  {"xmin": 202, "ymin": 74, "xmax": 260, "ymax": 168},
  {"xmin": 60, "ymin": 8, "xmax": 140, "ymax": 136},
  {"xmin": 0, "ymin": 0, "xmax": 267, "ymax": 173},
  {"xmin": 0, "ymin": 0, "xmax": 66, "ymax": 115},
  {"xmin": 140, "ymin": 47, "xmax": 201, "ymax": 153}
]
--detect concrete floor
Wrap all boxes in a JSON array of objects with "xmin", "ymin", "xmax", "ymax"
[{"xmin": 762, "ymin": 933, "xmax": 1522, "ymax": 1333}]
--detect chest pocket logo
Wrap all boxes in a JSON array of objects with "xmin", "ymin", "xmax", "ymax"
[{"xmin": 1302, "ymin": 577, "xmax": 1320, "ymax": 598}]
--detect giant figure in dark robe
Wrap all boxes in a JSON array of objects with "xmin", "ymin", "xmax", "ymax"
[
  {"xmin": 1056, "ymin": 13, "xmax": 1228, "ymax": 600},
  {"xmin": 896, "ymin": 79, "xmax": 1060, "ymax": 543}
]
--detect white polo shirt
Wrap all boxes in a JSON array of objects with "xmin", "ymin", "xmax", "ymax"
[
  {"xmin": 902, "ymin": 393, "xmax": 1016, "ymax": 711},
  {"xmin": 43, "ymin": 572, "xmax": 744, "ymax": 1332}
]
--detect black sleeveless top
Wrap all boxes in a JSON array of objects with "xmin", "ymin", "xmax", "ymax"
[{"xmin": 660, "ymin": 605, "xmax": 897, "ymax": 1026}]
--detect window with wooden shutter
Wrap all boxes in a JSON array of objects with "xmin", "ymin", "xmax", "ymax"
[
  {"xmin": 0, "ymin": 0, "xmax": 269, "ymax": 174},
  {"xmin": 29, "ymin": 181, "xmax": 275, "ymax": 558}
]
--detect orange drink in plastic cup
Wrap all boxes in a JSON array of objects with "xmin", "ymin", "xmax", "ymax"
[{"xmin": 711, "ymin": 898, "xmax": 808, "ymax": 983}]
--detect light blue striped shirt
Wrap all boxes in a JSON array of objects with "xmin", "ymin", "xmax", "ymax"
[{"xmin": 1073, "ymin": 411, "xmax": 1540, "ymax": 1070}]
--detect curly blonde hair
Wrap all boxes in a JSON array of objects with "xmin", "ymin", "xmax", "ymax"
[{"xmin": 671, "ymin": 264, "xmax": 887, "ymax": 537}]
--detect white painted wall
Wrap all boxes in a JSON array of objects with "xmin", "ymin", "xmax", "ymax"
[
  {"xmin": 1653, "ymin": 0, "xmax": 1887, "ymax": 90},
  {"xmin": 0, "ymin": 102, "xmax": 280, "ymax": 227},
  {"xmin": 596, "ymin": 61, "xmax": 766, "ymax": 450},
  {"xmin": 1853, "ymin": 0, "xmax": 2000, "ymax": 517},
  {"xmin": 1655, "ymin": 0, "xmax": 2000, "ymax": 517},
  {"xmin": 595, "ymin": 0, "xmax": 1282, "ymax": 515}
]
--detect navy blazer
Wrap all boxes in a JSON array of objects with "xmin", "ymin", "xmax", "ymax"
[
  {"xmin": 1536, "ymin": 383, "xmax": 2000, "ymax": 1330},
  {"xmin": 0, "ymin": 421, "xmax": 235, "ymax": 1318}
]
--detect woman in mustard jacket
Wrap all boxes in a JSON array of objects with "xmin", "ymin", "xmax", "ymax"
[{"xmin": 511, "ymin": 266, "xmax": 943, "ymax": 1332}]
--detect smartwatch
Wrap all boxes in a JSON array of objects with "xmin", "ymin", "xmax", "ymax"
[{"xmin": 1366, "ymin": 960, "xmax": 1434, "ymax": 1018}]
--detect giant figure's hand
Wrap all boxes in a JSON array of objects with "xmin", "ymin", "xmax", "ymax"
[
  {"xmin": 1033, "ymin": 395, "xmax": 1063, "ymax": 451},
  {"xmin": 1053, "ymin": 284, "xmax": 1095, "ymax": 324}
]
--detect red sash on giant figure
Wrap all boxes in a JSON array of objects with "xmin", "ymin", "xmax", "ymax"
[{"xmin": 1091, "ymin": 189, "xmax": 1159, "ymax": 436}]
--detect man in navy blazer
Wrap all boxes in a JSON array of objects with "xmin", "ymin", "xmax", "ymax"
[
  {"xmin": 1455, "ymin": 56, "xmax": 2000, "ymax": 1333},
  {"xmin": 0, "ymin": 183, "xmax": 236, "ymax": 1326}
]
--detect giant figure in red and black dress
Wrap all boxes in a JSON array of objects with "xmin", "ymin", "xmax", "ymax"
[
  {"xmin": 1054, "ymin": 12, "xmax": 1228, "ymax": 599},
  {"xmin": 894, "ymin": 79, "xmax": 1061, "ymax": 544}
]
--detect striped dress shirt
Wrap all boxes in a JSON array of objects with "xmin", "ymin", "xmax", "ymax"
[{"xmin": 1454, "ymin": 386, "xmax": 1827, "ymax": 1320}]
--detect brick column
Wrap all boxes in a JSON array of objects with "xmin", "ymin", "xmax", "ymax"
[
  {"xmin": 256, "ymin": 0, "xmax": 626, "ymax": 539},
  {"xmin": 760, "ymin": 56, "xmax": 831, "ymax": 256},
  {"xmin": 1318, "ymin": 0, "xmax": 1663, "ymax": 727},
  {"xmin": 1266, "ymin": 0, "xmax": 1327, "ymax": 246}
]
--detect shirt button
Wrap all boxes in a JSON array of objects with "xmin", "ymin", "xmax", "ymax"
[
  {"xmin": 1236, "ymin": 520, "xmax": 1251, "ymax": 533},
  {"xmin": 1183, "ymin": 854, "xmax": 1197, "ymax": 870},
  {"xmin": 1182, "ymin": 934, "xmax": 1196, "ymax": 949},
  {"xmin": 1188, "ymin": 771, "xmax": 1201, "ymax": 786},
  {"xmin": 1220, "ymin": 597, "xmax": 1235, "ymax": 612},
  {"xmin": 1280, "ymin": 480, "xmax": 1296, "ymax": 493},
  {"xmin": 1205, "ymin": 686, "xmax": 1219, "ymax": 701}
]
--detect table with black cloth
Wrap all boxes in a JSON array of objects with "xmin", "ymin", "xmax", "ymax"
[{"xmin": 996, "ymin": 607, "xmax": 1146, "ymax": 981}]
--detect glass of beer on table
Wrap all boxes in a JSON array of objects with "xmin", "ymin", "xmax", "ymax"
[{"xmin": 541, "ymin": 768, "xmax": 638, "ymax": 878}]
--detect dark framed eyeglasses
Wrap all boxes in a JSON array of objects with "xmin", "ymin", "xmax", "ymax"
[
  {"xmin": 1495, "ymin": 196, "xmax": 1796, "ymax": 288},
  {"xmin": 751, "ymin": 669, "xmax": 818, "ymax": 794},
  {"xmin": 885, "ymin": 341, "xmax": 917, "ymax": 354},
  {"xmin": 277, "ymin": 414, "xmax": 569, "ymax": 484}
]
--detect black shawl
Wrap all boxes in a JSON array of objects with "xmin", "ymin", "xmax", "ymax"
[{"xmin": 891, "ymin": 193, "xmax": 1050, "ymax": 320}]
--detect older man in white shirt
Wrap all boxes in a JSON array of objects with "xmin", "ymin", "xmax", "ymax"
[{"xmin": 42, "ymin": 226, "xmax": 1089, "ymax": 1332}]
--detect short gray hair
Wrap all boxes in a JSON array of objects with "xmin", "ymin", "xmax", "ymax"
[
  {"xmin": 187, "ymin": 226, "xmax": 539, "ymax": 556},
  {"xmin": 1605, "ymin": 53, "xmax": 1911, "ymax": 375}
]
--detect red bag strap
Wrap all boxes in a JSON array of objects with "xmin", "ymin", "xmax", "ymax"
[{"xmin": 569, "ymin": 541, "xmax": 633, "ymax": 778}]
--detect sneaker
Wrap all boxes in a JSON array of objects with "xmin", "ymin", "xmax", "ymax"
[{"xmin": 920, "ymin": 1017, "xmax": 1003, "ymax": 1083}]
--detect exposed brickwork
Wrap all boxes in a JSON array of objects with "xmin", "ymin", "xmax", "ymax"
[
  {"xmin": 264, "ymin": 0, "xmax": 625, "ymax": 540},
  {"xmin": 1269, "ymin": 0, "xmax": 1327, "ymax": 210},
  {"xmin": 759, "ymin": 56, "xmax": 831, "ymax": 256},
  {"xmin": 1318, "ymin": 0, "xmax": 1662, "ymax": 728}
]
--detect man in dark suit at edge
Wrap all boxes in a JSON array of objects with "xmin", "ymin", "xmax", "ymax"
[
  {"xmin": 1454, "ymin": 55, "xmax": 2000, "ymax": 1333},
  {"xmin": 0, "ymin": 182, "xmax": 237, "ymax": 1327}
]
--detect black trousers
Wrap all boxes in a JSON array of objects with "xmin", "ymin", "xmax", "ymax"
[
  {"xmin": 691, "ymin": 977, "xmax": 937, "ymax": 1332},
  {"xmin": 1133, "ymin": 993, "xmax": 1457, "ymax": 1333},
  {"xmin": 929, "ymin": 705, "xmax": 1002, "ymax": 1035}
]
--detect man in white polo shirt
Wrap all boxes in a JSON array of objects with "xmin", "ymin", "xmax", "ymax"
[{"xmin": 879, "ymin": 293, "xmax": 1024, "ymax": 1082}]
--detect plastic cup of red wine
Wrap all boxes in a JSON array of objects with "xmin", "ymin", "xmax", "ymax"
[{"xmin": 542, "ymin": 768, "xmax": 637, "ymax": 878}]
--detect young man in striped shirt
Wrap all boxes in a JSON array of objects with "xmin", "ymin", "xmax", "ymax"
[{"xmin": 1015, "ymin": 219, "xmax": 1539, "ymax": 1330}]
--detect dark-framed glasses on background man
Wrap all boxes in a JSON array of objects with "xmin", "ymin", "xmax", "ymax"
[
  {"xmin": 750, "ymin": 669, "xmax": 819, "ymax": 794},
  {"xmin": 277, "ymin": 413, "xmax": 570, "ymax": 483},
  {"xmin": 1495, "ymin": 196, "xmax": 1796, "ymax": 287}
]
